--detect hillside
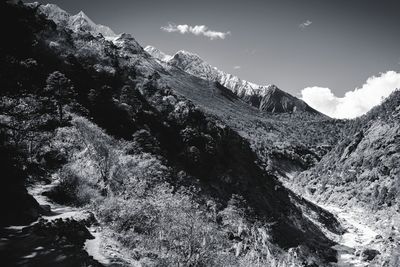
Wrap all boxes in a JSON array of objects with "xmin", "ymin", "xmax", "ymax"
[
  {"xmin": 292, "ymin": 90, "xmax": 400, "ymax": 265},
  {"xmin": 0, "ymin": 2, "xmax": 345, "ymax": 266},
  {"xmin": 295, "ymin": 90, "xmax": 400, "ymax": 212},
  {"xmin": 143, "ymin": 46, "xmax": 345, "ymax": 178}
]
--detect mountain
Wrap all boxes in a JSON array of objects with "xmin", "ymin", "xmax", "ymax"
[
  {"xmin": 144, "ymin": 45, "xmax": 334, "ymax": 177},
  {"xmin": 258, "ymin": 85, "xmax": 319, "ymax": 113},
  {"xmin": 145, "ymin": 45, "xmax": 319, "ymax": 114},
  {"xmin": 144, "ymin": 45, "xmax": 172, "ymax": 62},
  {"xmin": 37, "ymin": 3, "xmax": 118, "ymax": 39},
  {"xmin": 295, "ymin": 90, "xmax": 400, "ymax": 213},
  {"xmin": 36, "ymin": 2, "xmax": 340, "ymax": 182},
  {"xmin": 144, "ymin": 46, "xmax": 270, "ymax": 98},
  {"xmin": 292, "ymin": 90, "xmax": 400, "ymax": 263},
  {"xmin": 0, "ymin": 2, "xmax": 347, "ymax": 266},
  {"xmin": 32, "ymin": 3, "xmax": 338, "ymax": 178}
]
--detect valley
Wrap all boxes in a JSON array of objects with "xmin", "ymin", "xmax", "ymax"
[{"xmin": 0, "ymin": 1, "xmax": 399, "ymax": 266}]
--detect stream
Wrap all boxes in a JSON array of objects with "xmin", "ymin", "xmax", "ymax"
[
  {"xmin": 284, "ymin": 176, "xmax": 383, "ymax": 267},
  {"xmin": 321, "ymin": 204, "xmax": 382, "ymax": 267}
]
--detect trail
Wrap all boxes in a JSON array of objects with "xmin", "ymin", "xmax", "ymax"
[
  {"xmin": 1, "ymin": 180, "xmax": 137, "ymax": 266},
  {"xmin": 28, "ymin": 181, "xmax": 136, "ymax": 266},
  {"xmin": 28, "ymin": 181, "xmax": 112, "ymax": 265}
]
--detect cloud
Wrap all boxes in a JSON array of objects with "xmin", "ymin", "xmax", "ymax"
[
  {"xmin": 299, "ymin": 20, "xmax": 312, "ymax": 29},
  {"xmin": 233, "ymin": 65, "xmax": 241, "ymax": 70},
  {"xmin": 244, "ymin": 49, "xmax": 256, "ymax": 55},
  {"xmin": 301, "ymin": 71, "xmax": 400, "ymax": 119},
  {"xmin": 161, "ymin": 23, "xmax": 230, "ymax": 40}
]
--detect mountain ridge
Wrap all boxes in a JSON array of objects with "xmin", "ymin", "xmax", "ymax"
[
  {"xmin": 145, "ymin": 45, "xmax": 321, "ymax": 114},
  {"xmin": 36, "ymin": 3, "xmax": 118, "ymax": 39}
]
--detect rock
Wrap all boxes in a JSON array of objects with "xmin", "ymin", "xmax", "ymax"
[
  {"xmin": 361, "ymin": 249, "xmax": 380, "ymax": 261},
  {"xmin": 375, "ymin": 234, "xmax": 382, "ymax": 239},
  {"xmin": 83, "ymin": 211, "xmax": 98, "ymax": 226}
]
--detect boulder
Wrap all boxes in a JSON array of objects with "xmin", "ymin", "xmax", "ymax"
[{"xmin": 361, "ymin": 248, "xmax": 380, "ymax": 261}]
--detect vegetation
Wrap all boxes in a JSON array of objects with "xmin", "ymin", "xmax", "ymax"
[
  {"xmin": 7, "ymin": 2, "xmax": 400, "ymax": 266},
  {"xmin": 296, "ymin": 90, "xmax": 400, "ymax": 212},
  {"xmin": 44, "ymin": 71, "xmax": 76, "ymax": 123},
  {"xmin": 293, "ymin": 90, "xmax": 400, "ymax": 266},
  {"xmin": 44, "ymin": 115, "xmax": 308, "ymax": 266}
]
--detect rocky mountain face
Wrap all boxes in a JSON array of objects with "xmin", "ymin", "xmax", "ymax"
[
  {"xmin": 144, "ymin": 45, "xmax": 172, "ymax": 62},
  {"xmin": 257, "ymin": 85, "xmax": 319, "ymax": 113},
  {"xmin": 145, "ymin": 45, "xmax": 319, "ymax": 114},
  {"xmin": 0, "ymin": 2, "xmax": 346, "ymax": 266},
  {"xmin": 35, "ymin": 3, "xmax": 118, "ymax": 39},
  {"xmin": 292, "ymin": 91, "xmax": 400, "ymax": 264},
  {"xmin": 296, "ymin": 90, "xmax": 400, "ymax": 213},
  {"xmin": 143, "ymin": 45, "xmax": 338, "ymax": 177}
]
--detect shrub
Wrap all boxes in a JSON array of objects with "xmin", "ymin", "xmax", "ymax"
[{"xmin": 46, "ymin": 165, "xmax": 100, "ymax": 206}]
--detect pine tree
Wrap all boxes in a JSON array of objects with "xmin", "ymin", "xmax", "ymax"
[{"xmin": 44, "ymin": 71, "xmax": 75, "ymax": 123}]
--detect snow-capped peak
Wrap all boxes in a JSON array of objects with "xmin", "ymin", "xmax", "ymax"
[
  {"xmin": 144, "ymin": 46, "xmax": 172, "ymax": 62},
  {"xmin": 38, "ymin": 3, "xmax": 118, "ymax": 39},
  {"xmin": 76, "ymin": 11, "xmax": 90, "ymax": 20},
  {"xmin": 38, "ymin": 3, "xmax": 70, "ymax": 26},
  {"xmin": 144, "ymin": 45, "xmax": 318, "ymax": 113},
  {"xmin": 113, "ymin": 33, "xmax": 143, "ymax": 53},
  {"xmin": 145, "ymin": 45, "xmax": 275, "ymax": 97}
]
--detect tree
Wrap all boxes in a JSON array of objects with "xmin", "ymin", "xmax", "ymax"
[
  {"xmin": 140, "ymin": 72, "xmax": 161, "ymax": 98},
  {"xmin": 88, "ymin": 85, "xmax": 113, "ymax": 107},
  {"xmin": 73, "ymin": 117, "xmax": 114, "ymax": 187},
  {"xmin": 44, "ymin": 71, "xmax": 75, "ymax": 123}
]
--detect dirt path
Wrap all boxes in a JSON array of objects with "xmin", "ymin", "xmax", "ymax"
[
  {"xmin": 0, "ymin": 181, "xmax": 131, "ymax": 266},
  {"xmin": 28, "ymin": 182, "xmax": 113, "ymax": 265},
  {"xmin": 29, "ymin": 181, "xmax": 136, "ymax": 266}
]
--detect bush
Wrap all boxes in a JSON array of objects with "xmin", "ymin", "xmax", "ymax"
[{"xmin": 45, "ymin": 166, "xmax": 100, "ymax": 206}]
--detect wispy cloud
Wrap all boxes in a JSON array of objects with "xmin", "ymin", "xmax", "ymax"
[
  {"xmin": 161, "ymin": 23, "xmax": 230, "ymax": 40},
  {"xmin": 299, "ymin": 20, "xmax": 312, "ymax": 29},
  {"xmin": 233, "ymin": 65, "xmax": 241, "ymax": 70},
  {"xmin": 301, "ymin": 71, "xmax": 400, "ymax": 118},
  {"xmin": 244, "ymin": 49, "xmax": 256, "ymax": 55}
]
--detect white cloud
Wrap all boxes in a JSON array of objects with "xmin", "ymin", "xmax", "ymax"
[
  {"xmin": 161, "ymin": 23, "xmax": 230, "ymax": 40},
  {"xmin": 299, "ymin": 20, "xmax": 312, "ymax": 29},
  {"xmin": 301, "ymin": 71, "xmax": 400, "ymax": 119},
  {"xmin": 233, "ymin": 65, "xmax": 241, "ymax": 70}
]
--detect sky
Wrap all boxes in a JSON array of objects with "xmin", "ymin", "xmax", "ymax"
[{"xmin": 31, "ymin": 0, "xmax": 400, "ymax": 118}]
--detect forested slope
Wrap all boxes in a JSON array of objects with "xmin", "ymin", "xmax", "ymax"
[{"xmin": 0, "ymin": 2, "xmax": 345, "ymax": 266}]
